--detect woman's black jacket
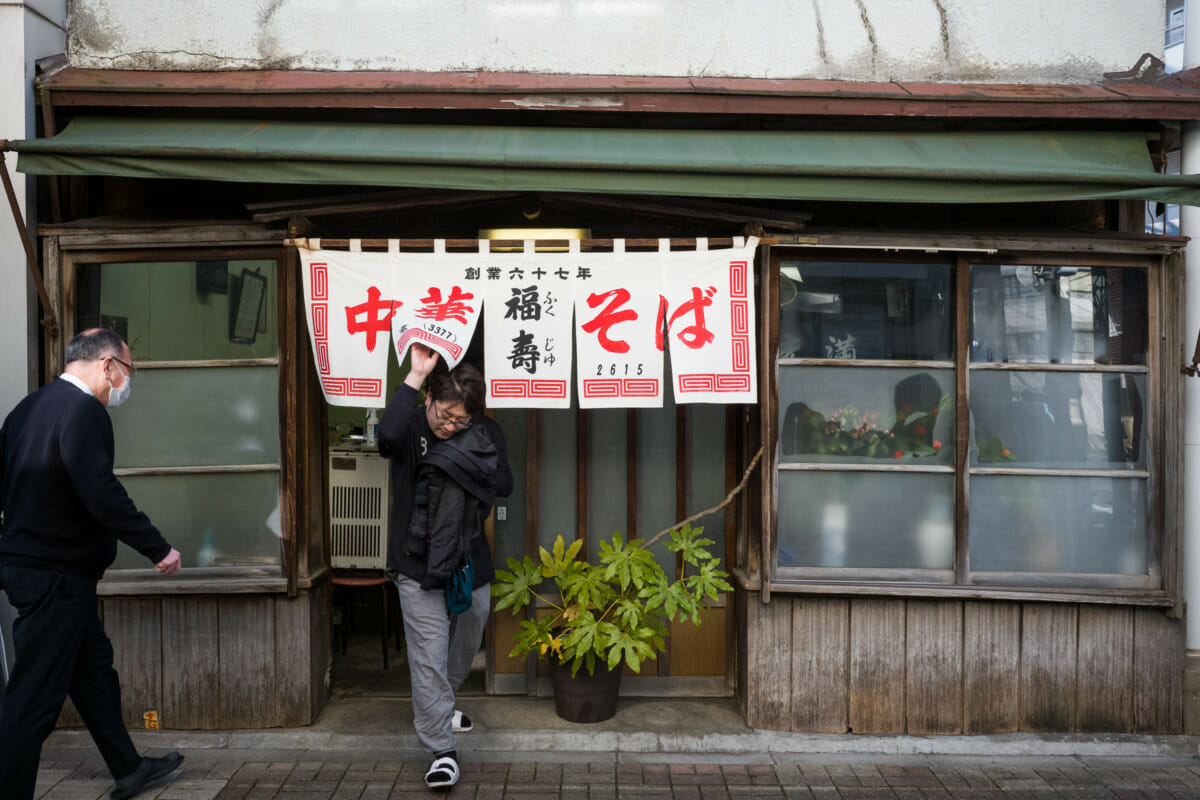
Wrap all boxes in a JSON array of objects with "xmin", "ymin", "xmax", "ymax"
[{"xmin": 402, "ymin": 425, "xmax": 498, "ymax": 590}]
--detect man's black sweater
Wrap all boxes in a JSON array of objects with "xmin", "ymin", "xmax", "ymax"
[{"xmin": 0, "ymin": 378, "xmax": 171, "ymax": 579}]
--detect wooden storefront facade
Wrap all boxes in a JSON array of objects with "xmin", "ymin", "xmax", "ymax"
[{"xmin": 21, "ymin": 69, "xmax": 1195, "ymax": 734}]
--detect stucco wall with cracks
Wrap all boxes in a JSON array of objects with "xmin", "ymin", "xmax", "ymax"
[{"xmin": 67, "ymin": 0, "xmax": 1161, "ymax": 83}]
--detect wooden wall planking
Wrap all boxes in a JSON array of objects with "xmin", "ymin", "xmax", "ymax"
[
  {"xmin": 218, "ymin": 596, "xmax": 277, "ymax": 729},
  {"xmin": 104, "ymin": 598, "xmax": 163, "ymax": 730},
  {"xmin": 162, "ymin": 597, "xmax": 220, "ymax": 729},
  {"xmin": 106, "ymin": 590, "xmax": 328, "ymax": 730},
  {"xmin": 790, "ymin": 597, "xmax": 849, "ymax": 733},
  {"xmin": 275, "ymin": 590, "xmax": 314, "ymax": 727},
  {"xmin": 308, "ymin": 582, "xmax": 333, "ymax": 720},
  {"xmin": 1020, "ymin": 603, "xmax": 1078, "ymax": 731},
  {"xmin": 963, "ymin": 601, "xmax": 1020, "ymax": 734},
  {"xmin": 1076, "ymin": 605, "xmax": 1133, "ymax": 731},
  {"xmin": 741, "ymin": 592, "xmax": 1182, "ymax": 735},
  {"xmin": 905, "ymin": 600, "xmax": 963, "ymax": 734},
  {"xmin": 848, "ymin": 598, "xmax": 906, "ymax": 734},
  {"xmin": 743, "ymin": 591, "xmax": 793, "ymax": 730},
  {"xmin": 1133, "ymin": 607, "xmax": 1185, "ymax": 733},
  {"xmin": 669, "ymin": 607, "xmax": 727, "ymax": 677}
]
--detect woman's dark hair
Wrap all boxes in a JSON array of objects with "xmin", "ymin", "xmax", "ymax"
[{"xmin": 427, "ymin": 360, "xmax": 485, "ymax": 415}]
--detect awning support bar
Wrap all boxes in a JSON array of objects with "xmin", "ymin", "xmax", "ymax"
[{"xmin": 0, "ymin": 140, "xmax": 59, "ymax": 341}]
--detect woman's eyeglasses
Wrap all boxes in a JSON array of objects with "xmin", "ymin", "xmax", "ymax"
[{"xmin": 432, "ymin": 402, "xmax": 472, "ymax": 431}]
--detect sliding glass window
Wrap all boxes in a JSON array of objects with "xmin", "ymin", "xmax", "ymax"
[
  {"xmin": 75, "ymin": 258, "xmax": 282, "ymax": 574},
  {"xmin": 772, "ymin": 251, "xmax": 1158, "ymax": 592}
]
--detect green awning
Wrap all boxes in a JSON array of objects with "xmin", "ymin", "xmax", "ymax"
[{"xmin": 13, "ymin": 116, "xmax": 1200, "ymax": 205}]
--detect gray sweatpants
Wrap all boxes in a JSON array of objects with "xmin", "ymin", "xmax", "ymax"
[{"xmin": 392, "ymin": 574, "xmax": 490, "ymax": 755}]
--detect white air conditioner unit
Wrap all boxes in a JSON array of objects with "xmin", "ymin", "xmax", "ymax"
[{"xmin": 329, "ymin": 449, "xmax": 391, "ymax": 570}]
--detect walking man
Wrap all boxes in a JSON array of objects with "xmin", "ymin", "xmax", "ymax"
[{"xmin": 0, "ymin": 328, "xmax": 185, "ymax": 800}]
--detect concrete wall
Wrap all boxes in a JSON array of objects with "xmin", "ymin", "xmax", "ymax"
[
  {"xmin": 0, "ymin": 0, "xmax": 66, "ymax": 418},
  {"xmin": 67, "ymin": 0, "xmax": 1161, "ymax": 83}
]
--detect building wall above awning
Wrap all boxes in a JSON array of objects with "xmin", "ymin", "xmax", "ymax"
[{"xmin": 13, "ymin": 116, "xmax": 1200, "ymax": 206}]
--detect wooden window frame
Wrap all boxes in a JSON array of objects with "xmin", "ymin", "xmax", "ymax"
[
  {"xmin": 759, "ymin": 236, "xmax": 1185, "ymax": 608},
  {"xmin": 42, "ymin": 225, "xmax": 324, "ymax": 597}
]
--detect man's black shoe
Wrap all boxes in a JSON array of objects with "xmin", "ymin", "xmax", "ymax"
[{"xmin": 111, "ymin": 752, "xmax": 185, "ymax": 800}]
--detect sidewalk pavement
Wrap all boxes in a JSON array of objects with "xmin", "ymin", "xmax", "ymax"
[{"xmin": 39, "ymin": 696, "xmax": 1200, "ymax": 799}]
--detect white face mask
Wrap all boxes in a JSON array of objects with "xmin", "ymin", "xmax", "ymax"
[{"xmin": 106, "ymin": 364, "xmax": 132, "ymax": 408}]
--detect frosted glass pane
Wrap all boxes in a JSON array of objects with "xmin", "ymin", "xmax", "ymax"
[
  {"xmin": 778, "ymin": 260, "xmax": 952, "ymax": 360},
  {"xmin": 637, "ymin": 400, "xmax": 677, "ymax": 570},
  {"xmin": 970, "ymin": 265, "xmax": 1147, "ymax": 365},
  {"xmin": 587, "ymin": 409, "xmax": 628, "ymax": 562},
  {"xmin": 970, "ymin": 372, "xmax": 1146, "ymax": 469},
  {"xmin": 492, "ymin": 409, "xmax": 527, "ymax": 568},
  {"xmin": 109, "ymin": 367, "xmax": 280, "ymax": 468},
  {"xmin": 81, "ymin": 260, "xmax": 279, "ymax": 361},
  {"xmin": 686, "ymin": 404, "xmax": 727, "ymax": 564},
  {"xmin": 539, "ymin": 409, "xmax": 578, "ymax": 550},
  {"xmin": 970, "ymin": 475, "xmax": 1146, "ymax": 574},
  {"xmin": 109, "ymin": 472, "xmax": 281, "ymax": 571},
  {"xmin": 779, "ymin": 367, "xmax": 954, "ymax": 464},
  {"xmin": 777, "ymin": 471, "xmax": 954, "ymax": 569}
]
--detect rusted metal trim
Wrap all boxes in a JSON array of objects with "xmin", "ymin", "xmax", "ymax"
[
  {"xmin": 0, "ymin": 141, "xmax": 59, "ymax": 341},
  {"xmin": 1182, "ymin": 325, "xmax": 1200, "ymax": 377},
  {"xmin": 42, "ymin": 90, "xmax": 1200, "ymax": 120},
  {"xmin": 34, "ymin": 68, "xmax": 1200, "ymax": 120}
]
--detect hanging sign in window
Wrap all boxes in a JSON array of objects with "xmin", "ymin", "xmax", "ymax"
[
  {"xmin": 480, "ymin": 240, "xmax": 577, "ymax": 409},
  {"xmin": 297, "ymin": 237, "xmax": 758, "ymax": 408},
  {"xmin": 573, "ymin": 240, "xmax": 667, "ymax": 409},
  {"xmin": 298, "ymin": 239, "xmax": 394, "ymax": 407},
  {"xmin": 662, "ymin": 239, "xmax": 757, "ymax": 404},
  {"xmin": 390, "ymin": 240, "xmax": 483, "ymax": 370}
]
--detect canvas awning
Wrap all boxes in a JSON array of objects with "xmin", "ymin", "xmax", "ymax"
[{"xmin": 12, "ymin": 116, "xmax": 1200, "ymax": 205}]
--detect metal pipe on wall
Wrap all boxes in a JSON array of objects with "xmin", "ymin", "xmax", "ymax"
[{"xmin": 1180, "ymin": 13, "xmax": 1200, "ymax": 652}]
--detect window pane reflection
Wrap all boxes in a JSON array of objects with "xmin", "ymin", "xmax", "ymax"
[
  {"xmin": 970, "ymin": 475, "xmax": 1146, "ymax": 574},
  {"xmin": 970, "ymin": 371, "xmax": 1145, "ymax": 469},
  {"xmin": 110, "ymin": 472, "xmax": 282, "ymax": 571},
  {"xmin": 970, "ymin": 265, "xmax": 1147, "ymax": 365},
  {"xmin": 110, "ymin": 367, "xmax": 281, "ymax": 468},
  {"xmin": 78, "ymin": 260, "xmax": 279, "ymax": 361},
  {"xmin": 778, "ymin": 471, "xmax": 954, "ymax": 569},
  {"xmin": 779, "ymin": 261, "xmax": 952, "ymax": 360},
  {"xmin": 779, "ymin": 367, "xmax": 954, "ymax": 464}
]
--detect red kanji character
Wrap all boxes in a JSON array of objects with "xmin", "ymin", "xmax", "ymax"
[
  {"xmin": 581, "ymin": 288, "xmax": 637, "ymax": 354},
  {"xmin": 666, "ymin": 286, "xmax": 717, "ymax": 350},
  {"xmin": 345, "ymin": 286, "xmax": 399, "ymax": 352},
  {"xmin": 415, "ymin": 286, "xmax": 475, "ymax": 324}
]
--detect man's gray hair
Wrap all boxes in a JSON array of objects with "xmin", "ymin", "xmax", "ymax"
[{"xmin": 65, "ymin": 328, "xmax": 126, "ymax": 364}]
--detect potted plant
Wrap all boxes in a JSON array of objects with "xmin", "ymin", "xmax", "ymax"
[{"xmin": 492, "ymin": 523, "xmax": 732, "ymax": 722}]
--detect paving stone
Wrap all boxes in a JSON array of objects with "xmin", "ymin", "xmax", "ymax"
[
  {"xmin": 156, "ymin": 778, "xmax": 229, "ymax": 800},
  {"xmin": 39, "ymin": 777, "xmax": 112, "ymax": 800}
]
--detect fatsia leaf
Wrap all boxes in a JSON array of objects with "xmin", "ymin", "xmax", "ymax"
[{"xmin": 491, "ymin": 555, "xmax": 542, "ymax": 614}]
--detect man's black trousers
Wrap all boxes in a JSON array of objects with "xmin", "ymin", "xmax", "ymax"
[{"xmin": 0, "ymin": 565, "xmax": 141, "ymax": 800}]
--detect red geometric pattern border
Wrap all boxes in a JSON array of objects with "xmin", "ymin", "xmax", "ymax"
[
  {"xmin": 583, "ymin": 378, "xmax": 660, "ymax": 398},
  {"xmin": 677, "ymin": 259, "xmax": 752, "ymax": 394},
  {"xmin": 490, "ymin": 379, "xmax": 569, "ymax": 398},
  {"xmin": 396, "ymin": 326, "xmax": 463, "ymax": 360},
  {"xmin": 320, "ymin": 377, "xmax": 383, "ymax": 397},
  {"xmin": 310, "ymin": 263, "xmax": 330, "ymax": 377}
]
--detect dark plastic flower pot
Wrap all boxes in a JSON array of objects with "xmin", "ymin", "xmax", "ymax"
[{"xmin": 550, "ymin": 658, "xmax": 623, "ymax": 723}]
